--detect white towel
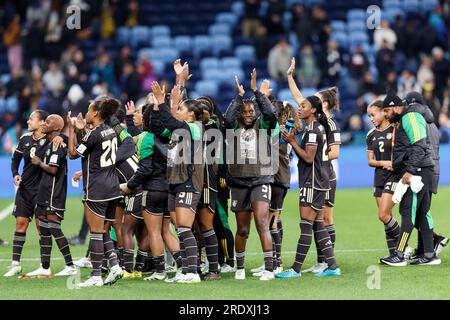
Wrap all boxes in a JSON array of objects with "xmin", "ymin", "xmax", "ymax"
[{"xmin": 392, "ymin": 175, "xmax": 424, "ymax": 204}]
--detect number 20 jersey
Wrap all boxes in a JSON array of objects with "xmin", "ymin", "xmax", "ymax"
[
  {"xmin": 76, "ymin": 124, "xmax": 121, "ymax": 202},
  {"xmin": 366, "ymin": 125, "xmax": 395, "ymax": 187}
]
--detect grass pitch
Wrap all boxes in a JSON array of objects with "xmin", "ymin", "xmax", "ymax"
[{"xmin": 0, "ymin": 188, "xmax": 449, "ymax": 300}]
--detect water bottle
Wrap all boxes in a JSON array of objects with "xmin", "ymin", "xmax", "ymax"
[{"xmin": 280, "ymin": 118, "xmax": 294, "ymax": 144}]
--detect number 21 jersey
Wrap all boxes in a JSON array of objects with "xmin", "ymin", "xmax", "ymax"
[{"xmin": 76, "ymin": 124, "xmax": 121, "ymax": 202}]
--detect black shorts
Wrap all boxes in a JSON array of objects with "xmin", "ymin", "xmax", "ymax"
[
  {"xmin": 168, "ymin": 191, "xmax": 201, "ymax": 213},
  {"xmin": 198, "ymin": 188, "xmax": 218, "ymax": 213},
  {"xmin": 84, "ymin": 199, "xmax": 119, "ymax": 222},
  {"xmin": 35, "ymin": 204, "xmax": 65, "ymax": 220},
  {"xmin": 230, "ymin": 184, "xmax": 271, "ymax": 213},
  {"xmin": 142, "ymin": 190, "xmax": 170, "ymax": 218},
  {"xmin": 123, "ymin": 193, "xmax": 143, "ymax": 220},
  {"xmin": 13, "ymin": 188, "xmax": 37, "ymax": 221},
  {"xmin": 373, "ymin": 180, "xmax": 398, "ymax": 198},
  {"xmin": 270, "ymin": 185, "xmax": 288, "ymax": 212},
  {"xmin": 299, "ymin": 187, "xmax": 326, "ymax": 211},
  {"xmin": 325, "ymin": 180, "xmax": 337, "ymax": 207}
]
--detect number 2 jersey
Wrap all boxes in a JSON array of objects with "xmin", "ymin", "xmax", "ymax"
[
  {"xmin": 298, "ymin": 120, "xmax": 330, "ymax": 191},
  {"xmin": 366, "ymin": 125, "xmax": 395, "ymax": 187},
  {"xmin": 75, "ymin": 124, "xmax": 121, "ymax": 202}
]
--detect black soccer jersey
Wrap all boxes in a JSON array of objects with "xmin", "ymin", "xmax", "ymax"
[
  {"xmin": 75, "ymin": 124, "xmax": 121, "ymax": 202},
  {"xmin": 298, "ymin": 120, "xmax": 330, "ymax": 191},
  {"xmin": 274, "ymin": 140, "xmax": 292, "ymax": 188},
  {"xmin": 11, "ymin": 133, "xmax": 48, "ymax": 190},
  {"xmin": 327, "ymin": 117, "xmax": 341, "ymax": 181},
  {"xmin": 116, "ymin": 154, "xmax": 139, "ymax": 183},
  {"xmin": 366, "ymin": 125, "xmax": 395, "ymax": 187},
  {"xmin": 36, "ymin": 142, "xmax": 68, "ymax": 211}
]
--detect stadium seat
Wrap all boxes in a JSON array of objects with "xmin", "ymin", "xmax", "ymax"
[
  {"xmin": 349, "ymin": 31, "xmax": 369, "ymax": 47},
  {"xmin": 301, "ymin": 87, "xmax": 318, "ymax": 97},
  {"xmin": 152, "ymin": 36, "xmax": 172, "ymax": 49},
  {"xmin": 403, "ymin": 0, "xmax": 420, "ymax": 13},
  {"xmin": 235, "ymin": 45, "xmax": 255, "ymax": 63},
  {"xmin": 137, "ymin": 48, "xmax": 158, "ymax": 61},
  {"xmin": 158, "ymin": 47, "xmax": 180, "ymax": 63},
  {"xmin": 421, "ymin": 0, "xmax": 439, "ymax": 11},
  {"xmin": 200, "ymin": 57, "xmax": 220, "ymax": 72},
  {"xmin": 348, "ymin": 20, "xmax": 367, "ymax": 32},
  {"xmin": 221, "ymin": 68, "xmax": 244, "ymax": 84},
  {"xmin": 347, "ymin": 9, "xmax": 366, "ymax": 21},
  {"xmin": 131, "ymin": 26, "xmax": 151, "ymax": 48},
  {"xmin": 330, "ymin": 20, "xmax": 346, "ymax": 32},
  {"xmin": 283, "ymin": 12, "xmax": 292, "ymax": 31},
  {"xmin": 193, "ymin": 35, "xmax": 213, "ymax": 56},
  {"xmin": 277, "ymin": 88, "xmax": 293, "ymax": 102},
  {"xmin": 151, "ymin": 25, "xmax": 171, "ymax": 38},
  {"xmin": 216, "ymin": 12, "xmax": 239, "ymax": 26},
  {"xmin": 383, "ymin": 8, "xmax": 406, "ymax": 23},
  {"xmin": 231, "ymin": 1, "xmax": 244, "ymax": 17},
  {"xmin": 116, "ymin": 27, "xmax": 130, "ymax": 45},
  {"xmin": 212, "ymin": 35, "xmax": 232, "ymax": 56},
  {"xmin": 221, "ymin": 57, "xmax": 242, "ymax": 70},
  {"xmin": 173, "ymin": 36, "xmax": 192, "ymax": 53},
  {"xmin": 383, "ymin": 0, "xmax": 401, "ymax": 10},
  {"xmin": 331, "ymin": 31, "xmax": 348, "ymax": 48},
  {"xmin": 151, "ymin": 60, "xmax": 166, "ymax": 76},
  {"xmin": 208, "ymin": 23, "xmax": 231, "ymax": 36},
  {"xmin": 195, "ymin": 80, "xmax": 219, "ymax": 96},
  {"xmin": 5, "ymin": 96, "xmax": 18, "ymax": 113},
  {"xmin": 203, "ymin": 68, "xmax": 223, "ymax": 83}
]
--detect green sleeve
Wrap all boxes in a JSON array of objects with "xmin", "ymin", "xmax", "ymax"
[
  {"xmin": 161, "ymin": 128, "xmax": 171, "ymax": 139},
  {"xmin": 137, "ymin": 132, "xmax": 154, "ymax": 160},
  {"xmin": 112, "ymin": 124, "xmax": 132, "ymax": 143},
  {"xmin": 260, "ymin": 118, "xmax": 280, "ymax": 136},
  {"xmin": 187, "ymin": 123, "xmax": 202, "ymax": 141},
  {"xmin": 402, "ymin": 112, "xmax": 427, "ymax": 144}
]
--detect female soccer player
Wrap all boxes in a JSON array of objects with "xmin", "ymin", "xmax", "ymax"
[
  {"xmin": 150, "ymin": 81, "xmax": 205, "ymax": 283},
  {"xmin": 366, "ymin": 100, "xmax": 400, "ymax": 258},
  {"xmin": 276, "ymin": 96, "xmax": 341, "ymax": 278},
  {"xmin": 224, "ymin": 69, "xmax": 278, "ymax": 281},
  {"xmin": 5, "ymin": 110, "xmax": 52, "ymax": 277},
  {"xmin": 67, "ymin": 97, "xmax": 124, "ymax": 287}
]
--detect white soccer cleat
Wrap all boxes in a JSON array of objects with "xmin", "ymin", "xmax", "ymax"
[
  {"xmin": 404, "ymin": 246, "xmax": 413, "ymax": 260},
  {"xmin": 176, "ymin": 272, "xmax": 201, "ymax": 283},
  {"xmin": 77, "ymin": 276, "xmax": 103, "ymax": 288},
  {"xmin": 274, "ymin": 266, "xmax": 283, "ymax": 274},
  {"xmin": 25, "ymin": 265, "xmax": 51, "ymax": 277},
  {"xmin": 73, "ymin": 257, "xmax": 92, "ymax": 268},
  {"xmin": 259, "ymin": 270, "xmax": 275, "ymax": 281},
  {"xmin": 250, "ymin": 264, "xmax": 265, "ymax": 273},
  {"xmin": 303, "ymin": 262, "xmax": 327, "ymax": 273},
  {"xmin": 235, "ymin": 269, "xmax": 246, "ymax": 280},
  {"xmin": 220, "ymin": 263, "xmax": 236, "ymax": 273},
  {"xmin": 103, "ymin": 264, "xmax": 123, "ymax": 285},
  {"xmin": 165, "ymin": 264, "xmax": 177, "ymax": 273},
  {"xmin": 55, "ymin": 265, "xmax": 78, "ymax": 276},
  {"xmin": 435, "ymin": 237, "xmax": 449, "ymax": 257},
  {"xmin": 165, "ymin": 270, "xmax": 183, "ymax": 283},
  {"xmin": 3, "ymin": 261, "xmax": 22, "ymax": 277},
  {"xmin": 144, "ymin": 272, "xmax": 167, "ymax": 281}
]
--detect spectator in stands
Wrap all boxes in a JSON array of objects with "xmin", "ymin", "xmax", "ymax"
[
  {"xmin": 358, "ymin": 71, "xmax": 381, "ymax": 98},
  {"xmin": 119, "ymin": 61, "xmax": 140, "ymax": 102},
  {"xmin": 114, "ymin": 45, "xmax": 134, "ymax": 80},
  {"xmin": 26, "ymin": 0, "xmax": 50, "ymax": 29},
  {"xmin": 393, "ymin": 15, "xmax": 407, "ymax": 53},
  {"xmin": 438, "ymin": 112, "xmax": 450, "ymax": 143},
  {"xmin": 72, "ymin": 49, "xmax": 89, "ymax": 86},
  {"xmin": 397, "ymin": 69, "xmax": 421, "ymax": 99},
  {"xmin": 345, "ymin": 114, "xmax": 366, "ymax": 145},
  {"xmin": 323, "ymin": 39, "xmax": 341, "ymax": 87},
  {"xmin": 291, "ymin": 4, "xmax": 312, "ymax": 46},
  {"xmin": 124, "ymin": 0, "xmax": 139, "ymax": 27},
  {"xmin": 3, "ymin": 15, "xmax": 22, "ymax": 70},
  {"xmin": 100, "ymin": 0, "xmax": 117, "ymax": 39},
  {"xmin": 44, "ymin": 0, "xmax": 63, "ymax": 61},
  {"xmin": 43, "ymin": 62, "xmax": 65, "ymax": 97},
  {"xmin": 30, "ymin": 65, "xmax": 44, "ymax": 98},
  {"xmin": 66, "ymin": 83, "xmax": 89, "ymax": 116},
  {"xmin": 265, "ymin": 13, "xmax": 285, "ymax": 39},
  {"xmin": 381, "ymin": 70, "xmax": 398, "ymax": 94},
  {"xmin": 417, "ymin": 55, "xmax": 435, "ymax": 88},
  {"xmin": 253, "ymin": 25, "xmax": 271, "ymax": 59},
  {"xmin": 404, "ymin": 20, "xmax": 421, "ymax": 58},
  {"xmin": 348, "ymin": 44, "xmax": 369, "ymax": 81},
  {"xmin": 298, "ymin": 44, "xmax": 321, "ymax": 88},
  {"xmin": 310, "ymin": 5, "xmax": 329, "ymax": 47},
  {"xmin": 137, "ymin": 54, "xmax": 156, "ymax": 93},
  {"xmin": 267, "ymin": 0, "xmax": 285, "ymax": 16},
  {"xmin": 423, "ymin": 82, "xmax": 442, "ymax": 124},
  {"xmin": 60, "ymin": 43, "xmax": 80, "ymax": 68},
  {"xmin": 92, "ymin": 53, "xmax": 116, "ymax": 94},
  {"xmin": 242, "ymin": 0, "xmax": 262, "ymax": 37},
  {"xmin": 431, "ymin": 46, "xmax": 450, "ymax": 95},
  {"xmin": 268, "ymin": 37, "xmax": 292, "ymax": 85},
  {"xmin": 6, "ymin": 68, "xmax": 28, "ymax": 99},
  {"xmin": 374, "ymin": 20, "xmax": 397, "ymax": 51},
  {"xmin": 376, "ymin": 40, "xmax": 395, "ymax": 81}
]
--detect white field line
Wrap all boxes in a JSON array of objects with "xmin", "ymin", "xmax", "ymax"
[
  {"xmin": 0, "ymin": 248, "xmax": 387, "ymax": 263},
  {"xmin": 0, "ymin": 203, "xmax": 14, "ymax": 221}
]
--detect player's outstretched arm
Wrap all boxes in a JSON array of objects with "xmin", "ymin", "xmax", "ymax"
[
  {"xmin": 224, "ymin": 76, "xmax": 244, "ymax": 129},
  {"xmin": 287, "ymin": 57, "xmax": 303, "ymax": 106},
  {"xmin": 67, "ymin": 112, "xmax": 80, "ymax": 159}
]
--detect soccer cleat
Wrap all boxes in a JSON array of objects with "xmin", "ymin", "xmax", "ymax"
[
  {"xmin": 201, "ymin": 272, "xmax": 221, "ymax": 281},
  {"xmin": 435, "ymin": 236, "xmax": 449, "ymax": 257},
  {"xmin": 250, "ymin": 264, "xmax": 265, "ymax": 273},
  {"xmin": 274, "ymin": 266, "xmax": 283, "ymax": 274},
  {"xmin": 133, "ymin": 271, "xmax": 142, "ymax": 278},
  {"xmin": 77, "ymin": 276, "xmax": 103, "ymax": 288},
  {"xmin": 315, "ymin": 267, "xmax": 342, "ymax": 277},
  {"xmin": 0, "ymin": 239, "xmax": 8, "ymax": 246},
  {"xmin": 275, "ymin": 268, "xmax": 301, "ymax": 278},
  {"xmin": 410, "ymin": 256, "xmax": 442, "ymax": 266},
  {"xmin": 3, "ymin": 262, "xmax": 22, "ymax": 277},
  {"xmin": 379, "ymin": 254, "xmax": 407, "ymax": 267},
  {"xmin": 165, "ymin": 264, "xmax": 177, "ymax": 273},
  {"xmin": 176, "ymin": 272, "xmax": 201, "ymax": 283},
  {"xmin": 259, "ymin": 270, "xmax": 275, "ymax": 281},
  {"xmin": 103, "ymin": 265, "xmax": 123, "ymax": 285},
  {"xmin": 200, "ymin": 262, "xmax": 209, "ymax": 274},
  {"xmin": 235, "ymin": 269, "xmax": 246, "ymax": 280},
  {"xmin": 303, "ymin": 262, "xmax": 327, "ymax": 273},
  {"xmin": 73, "ymin": 257, "xmax": 92, "ymax": 268},
  {"xmin": 144, "ymin": 272, "xmax": 167, "ymax": 281},
  {"xmin": 404, "ymin": 246, "xmax": 413, "ymax": 260},
  {"xmin": 122, "ymin": 270, "xmax": 135, "ymax": 279},
  {"xmin": 165, "ymin": 270, "xmax": 183, "ymax": 283},
  {"xmin": 67, "ymin": 236, "xmax": 85, "ymax": 246},
  {"xmin": 55, "ymin": 265, "xmax": 77, "ymax": 276},
  {"xmin": 220, "ymin": 263, "xmax": 236, "ymax": 273},
  {"xmin": 26, "ymin": 265, "xmax": 51, "ymax": 277}
]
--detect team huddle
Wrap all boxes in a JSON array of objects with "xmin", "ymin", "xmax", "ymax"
[{"xmin": 3, "ymin": 58, "xmax": 447, "ymax": 286}]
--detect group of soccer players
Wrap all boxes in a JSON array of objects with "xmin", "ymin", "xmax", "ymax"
[{"xmin": 3, "ymin": 57, "xmax": 447, "ymax": 286}]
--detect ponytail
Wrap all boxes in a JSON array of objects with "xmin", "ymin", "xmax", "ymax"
[
  {"xmin": 92, "ymin": 96, "xmax": 120, "ymax": 121},
  {"xmin": 318, "ymin": 87, "xmax": 340, "ymax": 112}
]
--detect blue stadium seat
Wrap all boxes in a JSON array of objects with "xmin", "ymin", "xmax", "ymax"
[
  {"xmin": 403, "ymin": 0, "xmax": 420, "ymax": 13},
  {"xmin": 0, "ymin": 74, "xmax": 11, "ymax": 85},
  {"xmin": 212, "ymin": 35, "xmax": 232, "ymax": 56},
  {"xmin": 5, "ymin": 96, "xmax": 18, "ymax": 113},
  {"xmin": 331, "ymin": 31, "xmax": 348, "ymax": 48},
  {"xmin": 173, "ymin": 36, "xmax": 192, "ymax": 53},
  {"xmin": 152, "ymin": 36, "xmax": 172, "ymax": 49},
  {"xmin": 193, "ymin": 35, "xmax": 213, "ymax": 56},
  {"xmin": 221, "ymin": 68, "xmax": 244, "ymax": 84},
  {"xmin": 283, "ymin": 12, "xmax": 292, "ymax": 31},
  {"xmin": 208, "ymin": 23, "xmax": 231, "ymax": 36},
  {"xmin": 383, "ymin": 0, "xmax": 401, "ymax": 10},
  {"xmin": 330, "ymin": 20, "xmax": 346, "ymax": 32},
  {"xmin": 235, "ymin": 45, "xmax": 255, "ymax": 62},
  {"xmin": 200, "ymin": 57, "xmax": 220, "ymax": 72},
  {"xmin": 151, "ymin": 60, "xmax": 166, "ymax": 76},
  {"xmin": 216, "ymin": 12, "xmax": 239, "ymax": 26},
  {"xmin": 151, "ymin": 25, "xmax": 171, "ymax": 38},
  {"xmin": 421, "ymin": 0, "xmax": 439, "ymax": 11},
  {"xmin": 158, "ymin": 47, "xmax": 180, "ymax": 63},
  {"xmin": 347, "ymin": 9, "xmax": 366, "ymax": 22},
  {"xmin": 231, "ymin": 2, "xmax": 244, "ymax": 17},
  {"xmin": 137, "ymin": 48, "xmax": 157, "ymax": 61},
  {"xmin": 383, "ymin": 8, "xmax": 406, "ymax": 23},
  {"xmin": 203, "ymin": 68, "xmax": 223, "ymax": 83},
  {"xmin": 195, "ymin": 80, "xmax": 219, "ymax": 96},
  {"xmin": 349, "ymin": 31, "xmax": 369, "ymax": 46},
  {"xmin": 221, "ymin": 57, "xmax": 242, "ymax": 70},
  {"xmin": 277, "ymin": 88, "xmax": 293, "ymax": 102},
  {"xmin": 348, "ymin": 20, "xmax": 367, "ymax": 32},
  {"xmin": 301, "ymin": 87, "xmax": 318, "ymax": 97},
  {"xmin": 116, "ymin": 27, "xmax": 130, "ymax": 45},
  {"xmin": 131, "ymin": 26, "xmax": 151, "ymax": 48}
]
